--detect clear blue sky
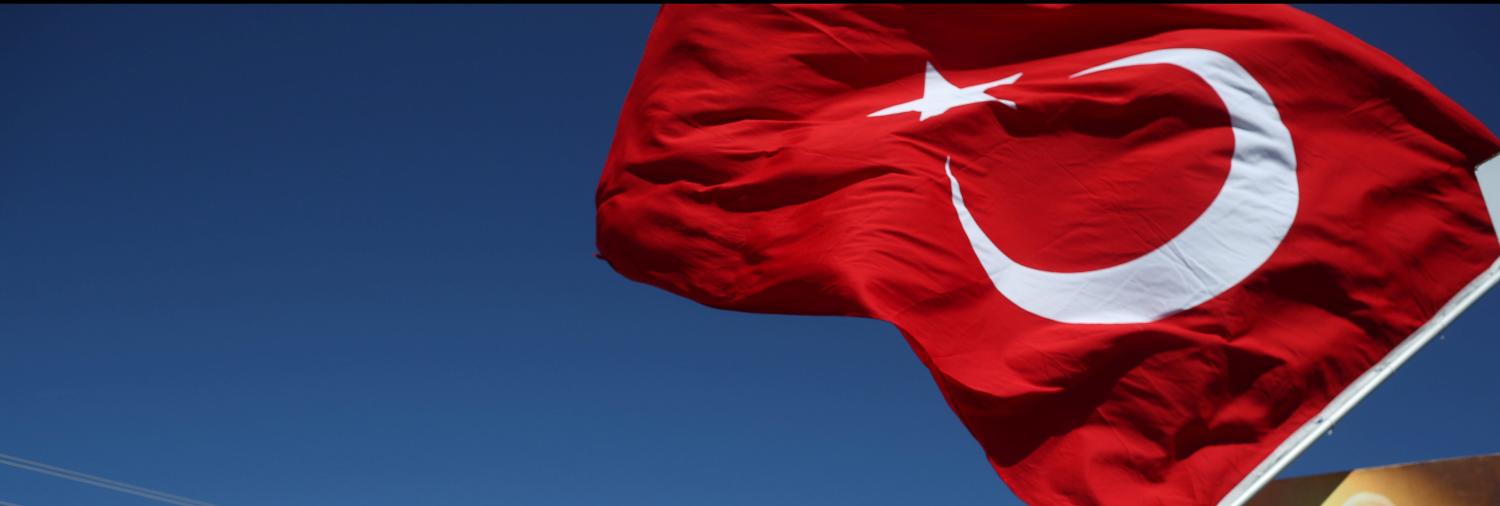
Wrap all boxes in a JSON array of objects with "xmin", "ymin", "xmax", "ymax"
[{"xmin": 1, "ymin": 5, "xmax": 1496, "ymax": 505}]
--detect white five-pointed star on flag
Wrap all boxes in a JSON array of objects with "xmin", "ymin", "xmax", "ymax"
[{"xmin": 869, "ymin": 62, "xmax": 1022, "ymax": 121}]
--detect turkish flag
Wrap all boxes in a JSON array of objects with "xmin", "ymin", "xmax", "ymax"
[{"xmin": 595, "ymin": 5, "xmax": 1500, "ymax": 505}]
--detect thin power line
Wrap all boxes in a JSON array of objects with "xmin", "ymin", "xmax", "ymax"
[{"xmin": 0, "ymin": 452, "xmax": 213, "ymax": 506}]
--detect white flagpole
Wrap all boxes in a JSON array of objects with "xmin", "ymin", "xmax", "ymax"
[{"xmin": 1219, "ymin": 154, "xmax": 1500, "ymax": 506}]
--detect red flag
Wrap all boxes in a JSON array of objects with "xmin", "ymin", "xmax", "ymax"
[{"xmin": 595, "ymin": 5, "xmax": 1500, "ymax": 504}]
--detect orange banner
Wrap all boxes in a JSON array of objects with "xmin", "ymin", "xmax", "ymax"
[{"xmin": 1248, "ymin": 454, "xmax": 1500, "ymax": 505}]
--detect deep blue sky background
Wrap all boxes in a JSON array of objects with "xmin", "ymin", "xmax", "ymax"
[{"xmin": 1, "ymin": 5, "xmax": 1496, "ymax": 505}]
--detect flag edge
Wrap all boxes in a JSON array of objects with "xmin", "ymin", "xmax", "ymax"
[{"xmin": 1218, "ymin": 154, "xmax": 1500, "ymax": 505}]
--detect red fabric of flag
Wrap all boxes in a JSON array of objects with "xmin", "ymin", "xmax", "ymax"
[{"xmin": 595, "ymin": 5, "xmax": 1500, "ymax": 504}]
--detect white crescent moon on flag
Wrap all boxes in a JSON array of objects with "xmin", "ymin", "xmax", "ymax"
[{"xmin": 947, "ymin": 48, "xmax": 1298, "ymax": 324}]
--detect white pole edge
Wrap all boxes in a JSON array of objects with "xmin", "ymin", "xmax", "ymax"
[
  {"xmin": 1218, "ymin": 153, "xmax": 1500, "ymax": 506},
  {"xmin": 1478, "ymin": 154, "xmax": 1500, "ymax": 230}
]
